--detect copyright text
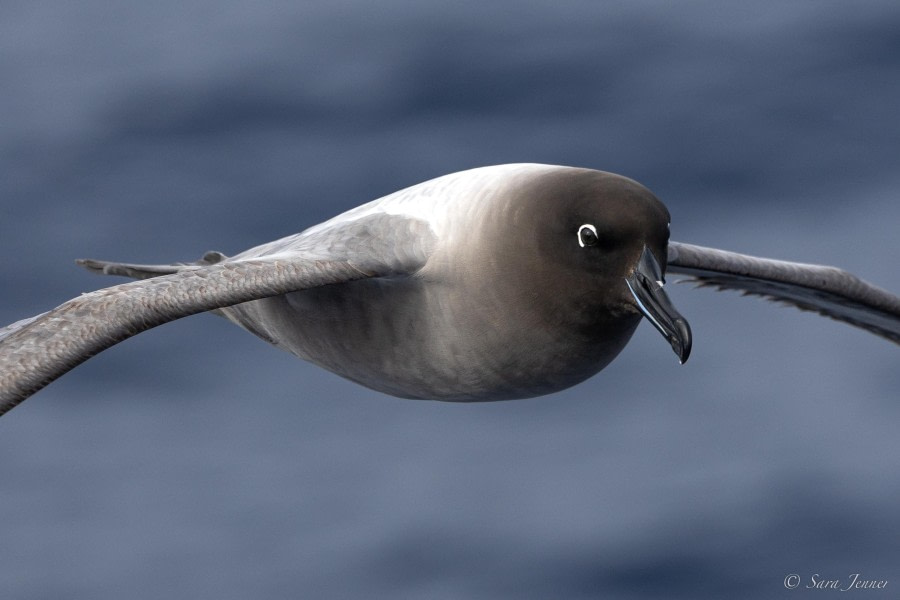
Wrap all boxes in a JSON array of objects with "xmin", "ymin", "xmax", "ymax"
[{"xmin": 783, "ymin": 573, "xmax": 888, "ymax": 591}]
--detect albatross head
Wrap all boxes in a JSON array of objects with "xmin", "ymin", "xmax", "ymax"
[{"xmin": 496, "ymin": 166, "xmax": 692, "ymax": 365}]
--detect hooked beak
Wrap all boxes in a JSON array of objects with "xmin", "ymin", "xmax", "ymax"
[{"xmin": 624, "ymin": 246, "xmax": 692, "ymax": 364}]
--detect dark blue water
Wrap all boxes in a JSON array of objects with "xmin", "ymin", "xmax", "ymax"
[{"xmin": 2, "ymin": 1, "xmax": 899, "ymax": 598}]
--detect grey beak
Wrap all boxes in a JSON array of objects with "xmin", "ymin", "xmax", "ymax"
[{"xmin": 625, "ymin": 246, "xmax": 692, "ymax": 364}]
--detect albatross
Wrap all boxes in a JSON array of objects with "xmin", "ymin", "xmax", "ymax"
[{"xmin": 1, "ymin": 164, "xmax": 898, "ymax": 416}]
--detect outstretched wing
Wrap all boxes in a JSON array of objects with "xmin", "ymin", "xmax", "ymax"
[
  {"xmin": 666, "ymin": 241, "xmax": 900, "ymax": 344},
  {"xmin": 0, "ymin": 214, "xmax": 436, "ymax": 416}
]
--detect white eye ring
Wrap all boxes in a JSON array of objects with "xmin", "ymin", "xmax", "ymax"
[{"xmin": 577, "ymin": 224, "xmax": 598, "ymax": 247}]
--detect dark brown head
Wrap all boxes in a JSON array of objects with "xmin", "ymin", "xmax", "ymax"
[{"xmin": 481, "ymin": 165, "xmax": 691, "ymax": 364}]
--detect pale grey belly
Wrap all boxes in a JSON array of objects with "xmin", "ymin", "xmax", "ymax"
[{"xmin": 223, "ymin": 277, "xmax": 638, "ymax": 401}]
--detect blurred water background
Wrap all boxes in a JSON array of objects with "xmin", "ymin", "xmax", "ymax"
[{"xmin": 1, "ymin": 1, "xmax": 899, "ymax": 598}]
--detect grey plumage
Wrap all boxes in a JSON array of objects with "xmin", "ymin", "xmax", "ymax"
[
  {"xmin": 667, "ymin": 241, "xmax": 900, "ymax": 343},
  {"xmin": 0, "ymin": 258, "xmax": 381, "ymax": 413},
  {"xmin": 0, "ymin": 164, "xmax": 897, "ymax": 417}
]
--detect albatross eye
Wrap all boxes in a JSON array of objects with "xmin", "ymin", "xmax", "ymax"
[{"xmin": 577, "ymin": 224, "xmax": 599, "ymax": 248}]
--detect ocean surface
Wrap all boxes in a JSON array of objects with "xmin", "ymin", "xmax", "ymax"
[{"xmin": 2, "ymin": 1, "xmax": 899, "ymax": 598}]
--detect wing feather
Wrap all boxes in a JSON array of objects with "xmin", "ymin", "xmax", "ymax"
[
  {"xmin": 0, "ymin": 213, "xmax": 437, "ymax": 415},
  {"xmin": 0, "ymin": 257, "xmax": 394, "ymax": 415},
  {"xmin": 667, "ymin": 241, "xmax": 900, "ymax": 344}
]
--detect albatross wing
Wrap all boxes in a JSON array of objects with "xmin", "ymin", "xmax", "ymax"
[
  {"xmin": 0, "ymin": 213, "xmax": 436, "ymax": 415},
  {"xmin": 667, "ymin": 241, "xmax": 900, "ymax": 344}
]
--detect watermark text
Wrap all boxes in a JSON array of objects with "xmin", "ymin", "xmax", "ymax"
[{"xmin": 784, "ymin": 573, "xmax": 888, "ymax": 591}]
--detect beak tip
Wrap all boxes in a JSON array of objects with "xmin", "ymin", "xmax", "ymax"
[{"xmin": 672, "ymin": 318, "xmax": 692, "ymax": 365}]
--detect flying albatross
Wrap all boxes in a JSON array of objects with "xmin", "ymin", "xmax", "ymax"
[{"xmin": 1, "ymin": 164, "xmax": 898, "ymax": 416}]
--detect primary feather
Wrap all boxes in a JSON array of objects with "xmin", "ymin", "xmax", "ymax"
[{"xmin": 667, "ymin": 241, "xmax": 900, "ymax": 343}]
